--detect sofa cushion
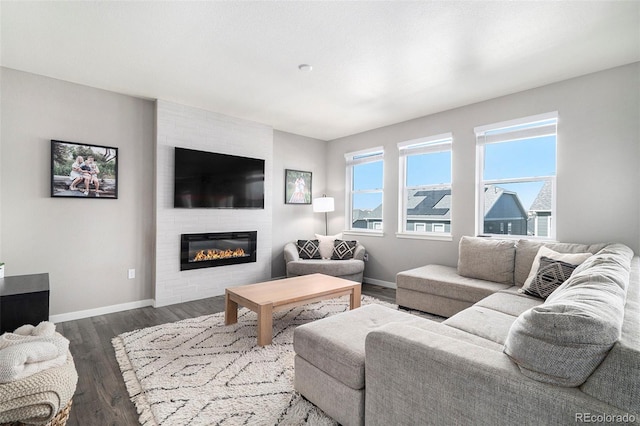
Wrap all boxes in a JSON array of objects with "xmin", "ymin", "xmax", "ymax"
[
  {"xmin": 457, "ymin": 237, "xmax": 516, "ymax": 284},
  {"xmin": 514, "ymin": 239, "xmax": 608, "ymax": 287},
  {"xmin": 315, "ymin": 233, "xmax": 343, "ymax": 259},
  {"xmin": 581, "ymin": 256, "xmax": 640, "ymax": 413},
  {"xmin": 287, "ymin": 259, "xmax": 364, "ymax": 277},
  {"xmin": 331, "ymin": 240, "xmax": 357, "ymax": 260},
  {"xmin": 444, "ymin": 306, "xmax": 518, "ymax": 346},
  {"xmin": 294, "ymin": 304, "xmax": 417, "ymax": 390},
  {"xmin": 296, "ymin": 239, "xmax": 322, "ymax": 259},
  {"xmin": 475, "ymin": 289, "xmax": 542, "ymax": 317},
  {"xmin": 504, "ymin": 244, "xmax": 633, "ymax": 387},
  {"xmin": 397, "ymin": 264, "xmax": 511, "ymax": 304}
]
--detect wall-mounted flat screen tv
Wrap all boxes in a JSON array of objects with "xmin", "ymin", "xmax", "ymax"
[{"xmin": 174, "ymin": 147, "xmax": 265, "ymax": 209}]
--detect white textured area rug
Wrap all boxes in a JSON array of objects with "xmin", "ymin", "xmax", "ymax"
[{"xmin": 112, "ymin": 295, "xmax": 395, "ymax": 426}]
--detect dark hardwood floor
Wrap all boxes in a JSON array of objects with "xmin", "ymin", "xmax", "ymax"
[{"xmin": 56, "ymin": 283, "xmax": 396, "ymax": 426}]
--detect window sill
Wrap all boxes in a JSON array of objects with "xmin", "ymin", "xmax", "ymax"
[
  {"xmin": 396, "ymin": 232, "xmax": 453, "ymax": 242},
  {"xmin": 343, "ymin": 230, "xmax": 385, "ymax": 238},
  {"xmin": 477, "ymin": 234, "xmax": 557, "ymax": 242}
]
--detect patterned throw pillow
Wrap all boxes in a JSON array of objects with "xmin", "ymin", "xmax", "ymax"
[
  {"xmin": 522, "ymin": 256, "xmax": 578, "ymax": 299},
  {"xmin": 521, "ymin": 246, "xmax": 592, "ymax": 290},
  {"xmin": 296, "ymin": 240, "xmax": 322, "ymax": 260},
  {"xmin": 331, "ymin": 240, "xmax": 357, "ymax": 260}
]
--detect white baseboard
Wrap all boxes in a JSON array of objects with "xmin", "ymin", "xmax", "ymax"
[
  {"xmin": 49, "ymin": 299, "xmax": 155, "ymax": 324},
  {"xmin": 363, "ymin": 277, "xmax": 397, "ymax": 289},
  {"xmin": 49, "ymin": 276, "xmax": 393, "ymax": 323}
]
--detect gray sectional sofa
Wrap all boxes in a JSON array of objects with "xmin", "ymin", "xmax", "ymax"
[
  {"xmin": 284, "ymin": 241, "xmax": 365, "ymax": 283},
  {"xmin": 293, "ymin": 237, "xmax": 640, "ymax": 425}
]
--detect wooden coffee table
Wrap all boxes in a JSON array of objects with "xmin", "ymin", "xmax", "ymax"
[{"xmin": 225, "ymin": 273, "xmax": 361, "ymax": 346}]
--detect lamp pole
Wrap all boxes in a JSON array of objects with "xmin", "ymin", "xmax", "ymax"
[{"xmin": 313, "ymin": 195, "xmax": 335, "ymax": 236}]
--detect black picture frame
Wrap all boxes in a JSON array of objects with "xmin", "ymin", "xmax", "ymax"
[
  {"xmin": 51, "ymin": 140, "xmax": 118, "ymax": 199},
  {"xmin": 285, "ymin": 169, "xmax": 312, "ymax": 204}
]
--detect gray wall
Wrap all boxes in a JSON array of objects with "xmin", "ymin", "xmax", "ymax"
[
  {"xmin": 2, "ymin": 63, "xmax": 637, "ymax": 315},
  {"xmin": 0, "ymin": 68, "xmax": 328, "ymax": 317},
  {"xmin": 271, "ymin": 130, "xmax": 327, "ymax": 278},
  {"xmin": 0, "ymin": 68, "xmax": 155, "ymax": 315},
  {"xmin": 327, "ymin": 63, "xmax": 640, "ymax": 285}
]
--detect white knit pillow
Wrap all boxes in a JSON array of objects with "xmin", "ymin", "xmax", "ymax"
[{"xmin": 315, "ymin": 233, "xmax": 343, "ymax": 259}]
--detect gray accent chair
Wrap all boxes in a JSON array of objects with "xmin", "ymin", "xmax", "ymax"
[{"xmin": 284, "ymin": 241, "xmax": 365, "ymax": 283}]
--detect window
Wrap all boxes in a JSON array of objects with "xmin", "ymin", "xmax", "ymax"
[
  {"xmin": 433, "ymin": 223, "xmax": 446, "ymax": 233},
  {"xmin": 475, "ymin": 112, "xmax": 557, "ymax": 239},
  {"xmin": 345, "ymin": 147, "xmax": 384, "ymax": 232},
  {"xmin": 398, "ymin": 133, "xmax": 452, "ymax": 238}
]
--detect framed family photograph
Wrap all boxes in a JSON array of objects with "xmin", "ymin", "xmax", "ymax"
[
  {"xmin": 51, "ymin": 140, "xmax": 118, "ymax": 199},
  {"xmin": 285, "ymin": 169, "xmax": 312, "ymax": 204}
]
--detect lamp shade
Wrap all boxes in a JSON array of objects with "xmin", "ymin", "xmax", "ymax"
[{"xmin": 313, "ymin": 196, "xmax": 335, "ymax": 213}]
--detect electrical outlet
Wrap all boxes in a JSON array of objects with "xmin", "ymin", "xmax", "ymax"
[
  {"xmin": 128, "ymin": 269, "xmax": 136, "ymax": 279},
  {"xmin": 363, "ymin": 253, "xmax": 369, "ymax": 261}
]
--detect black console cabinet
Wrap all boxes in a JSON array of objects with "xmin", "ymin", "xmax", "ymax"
[{"xmin": 0, "ymin": 273, "xmax": 50, "ymax": 334}]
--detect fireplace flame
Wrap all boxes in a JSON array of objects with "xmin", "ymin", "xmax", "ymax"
[{"xmin": 193, "ymin": 248, "xmax": 246, "ymax": 262}]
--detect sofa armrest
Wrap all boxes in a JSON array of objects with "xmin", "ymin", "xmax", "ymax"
[
  {"xmin": 284, "ymin": 242, "xmax": 300, "ymax": 263},
  {"xmin": 353, "ymin": 244, "xmax": 366, "ymax": 261},
  {"xmin": 364, "ymin": 323, "xmax": 629, "ymax": 426}
]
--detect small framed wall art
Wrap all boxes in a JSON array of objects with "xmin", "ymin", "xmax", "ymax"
[
  {"xmin": 285, "ymin": 169, "xmax": 312, "ymax": 204},
  {"xmin": 51, "ymin": 139, "xmax": 118, "ymax": 199}
]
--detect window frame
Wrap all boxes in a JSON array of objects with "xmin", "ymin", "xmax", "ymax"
[
  {"xmin": 397, "ymin": 133, "xmax": 453, "ymax": 241},
  {"xmin": 475, "ymin": 112, "xmax": 558, "ymax": 240},
  {"xmin": 432, "ymin": 223, "xmax": 446, "ymax": 233},
  {"xmin": 414, "ymin": 223, "xmax": 427, "ymax": 232},
  {"xmin": 344, "ymin": 146, "xmax": 385, "ymax": 235}
]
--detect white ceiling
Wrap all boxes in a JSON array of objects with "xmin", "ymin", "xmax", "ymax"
[{"xmin": 1, "ymin": 1, "xmax": 639, "ymax": 140}]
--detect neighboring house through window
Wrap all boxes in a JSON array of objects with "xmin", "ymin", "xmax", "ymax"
[
  {"xmin": 398, "ymin": 133, "xmax": 452, "ymax": 238},
  {"xmin": 345, "ymin": 147, "xmax": 384, "ymax": 232},
  {"xmin": 475, "ymin": 112, "xmax": 557, "ymax": 238}
]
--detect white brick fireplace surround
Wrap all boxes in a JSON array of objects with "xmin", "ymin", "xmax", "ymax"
[{"xmin": 155, "ymin": 100, "xmax": 273, "ymax": 307}]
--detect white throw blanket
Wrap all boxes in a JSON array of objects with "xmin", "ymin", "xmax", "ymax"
[{"xmin": 0, "ymin": 322, "xmax": 69, "ymax": 383}]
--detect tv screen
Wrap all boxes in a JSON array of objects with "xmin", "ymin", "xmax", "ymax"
[{"xmin": 174, "ymin": 147, "xmax": 264, "ymax": 209}]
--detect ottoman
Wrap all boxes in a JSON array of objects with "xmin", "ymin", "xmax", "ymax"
[{"xmin": 293, "ymin": 304, "xmax": 418, "ymax": 426}]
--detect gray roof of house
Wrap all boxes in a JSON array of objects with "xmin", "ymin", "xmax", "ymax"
[
  {"xmin": 530, "ymin": 180, "xmax": 552, "ymax": 211},
  {"xmin": 355, "ymin": 185, "xmax": 530, "ymax": 222},
  {"xmin": 484, "ymin": 185, "xmax": 528, "ymax": 219},
  {"xmin": 406, "ymin": 189, "xmax": 451, "ymax": 220},
  {"xmin": 483, "ymin": 185, "xmax": 503, "ymax": 215},
  {"xmin": 352, "ymin": 203, "xmax": 383, "ymax": 221}
]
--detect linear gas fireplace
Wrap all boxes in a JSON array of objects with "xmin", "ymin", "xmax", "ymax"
[{"xmin": 180, "ymin": 231, "xmax": 257, "ymax": 271}]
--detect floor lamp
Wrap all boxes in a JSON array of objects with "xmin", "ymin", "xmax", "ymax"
[{"xmin": 313, "ymin": 195, "xmax": 335, "ymax": 235}]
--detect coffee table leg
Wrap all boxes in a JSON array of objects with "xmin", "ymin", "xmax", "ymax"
[
  {"xmin": 350, "ymin": 285, "xmax": 362, "ymax": 309},
  {"xmin": 225, "ymin": 291, "xmax": 238, "ymax": 325},
  {"xmin": 257, "ymin": 304, "xmax": 273, "ymax": 346}
]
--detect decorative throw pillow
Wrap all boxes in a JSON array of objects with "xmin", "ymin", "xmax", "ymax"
[
  {"xmin": 315, "ymin": 233, "xmax": 343, "ymax": 259},
  {"xmin": 331, "ymin": 240, "xmax": 357, "ymax": 260},
  {"xmin": 521, "ymin": 256, "xmax": 579, "ymax": 299},
  {"xmin": 296, "ymin": 240, "xmax": 322, "ymax": 260},
  {"xmin": 520, "ymin": 246, "xmax": 592, "ymax": 292}
]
